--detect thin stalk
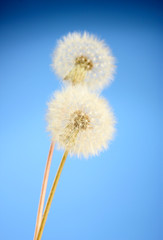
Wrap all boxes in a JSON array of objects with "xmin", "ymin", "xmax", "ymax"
[
  {"xmin": 36, "ymin": 150, "xmax": 69, "ymax": 240},
  {"xmin": 33, "ymin": 142, "xmax": 55, "ymax": 240},
  {"xmin": 64, "ymin": 65, "xmax": 86, "ymax": 85}
]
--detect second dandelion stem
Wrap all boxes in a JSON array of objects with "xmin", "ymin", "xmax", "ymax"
[
  {"xmin": 33, "ymin": 142, "xmax": 55, "ymax": 240},
  {"xmin": 36, "ymin": 150, "xmax": 69, "ymax": 240}
]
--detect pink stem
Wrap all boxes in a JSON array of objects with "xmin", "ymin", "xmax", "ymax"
[{"xmin": 33, "ymin": 142, "xmax": 55, "ymax": 240}]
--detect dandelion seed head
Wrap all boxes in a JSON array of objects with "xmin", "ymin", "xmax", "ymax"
[
  {"xmin": 52, "ymin": 32, "xmax": 116, "ymax": 91},
  {"xmin": 47, "ymin": 86, "xmax": 116, "ymax": 158}
]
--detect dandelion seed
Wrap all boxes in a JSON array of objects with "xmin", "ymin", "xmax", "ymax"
[{"xmin": 52, "ymin": 32, "xmax": 116, "ymax": 91}]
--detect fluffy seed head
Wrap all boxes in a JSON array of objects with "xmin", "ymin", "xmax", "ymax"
[
  {"xmin": 52, "ymin": 32, "xmax": 116, "ymax": 91},
  {"xmin": 46, "ymin": 86, "xmax": 116, "ymax": 158}
]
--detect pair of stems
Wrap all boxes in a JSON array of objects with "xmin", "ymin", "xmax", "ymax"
[{"xmin": 33, "ymin": 142, "xmax": 68, "ymax": 240}]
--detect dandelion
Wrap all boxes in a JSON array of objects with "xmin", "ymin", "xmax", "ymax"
[
  {"xmin": 52, "ymin": 32, "xmax": 116, "ymax": 91},
  {"xmin": 36, "ymin": 86, "xmax": 116, "ymax": 240},
  {"xmin": 47, "ymin": 86, "xmax": 116, "ymax": 158},
  {"xmin": 34, "ymin": 32, "xmax": 117, "ymax": 240}
]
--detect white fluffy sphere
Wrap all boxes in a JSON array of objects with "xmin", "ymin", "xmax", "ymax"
[
  {"xmin": 52, "ymin": 32, "xmax": 116, "ymax": 91},
  {"xmin": 46, "ymin": 86, "xmax": 116, "ymax": 158}
]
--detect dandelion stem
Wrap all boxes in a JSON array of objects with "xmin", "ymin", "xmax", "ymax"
[
  {"xmin": 36, "ymin": 150, "xmax": 69, "ymax": 240},
  {"xmin": 33, "ymin": 142, "xmax": 55, "ymax": 240},
  {"xmin": 64, "ymin": 65, "xmax": 86, "ymax": 85}
]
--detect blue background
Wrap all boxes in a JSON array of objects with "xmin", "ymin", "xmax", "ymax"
[{"xmin": 0, "ymin": 1, "xmax": 162, "ymax": 239}]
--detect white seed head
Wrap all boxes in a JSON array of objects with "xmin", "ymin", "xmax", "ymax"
[
  {"xmin": 46, "ymin": 86, "xmax": 116, "ymax": 158},
  {"xmin": 51, "ymin": 32, "xmax": 116, "ymax": 91}
]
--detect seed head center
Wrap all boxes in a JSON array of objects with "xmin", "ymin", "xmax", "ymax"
[
  {"xmin": 75, "ymin": 56, "xmax": 93, "ymax": 71},
  {"xmin": 71, "ymin": 110, "xmax": 90, "ymax": 130}
]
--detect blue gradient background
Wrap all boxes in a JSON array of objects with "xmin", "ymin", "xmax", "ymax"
[{"xmin": 0, "ymin": 1, "xmax": 162, "ymax": 240}]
